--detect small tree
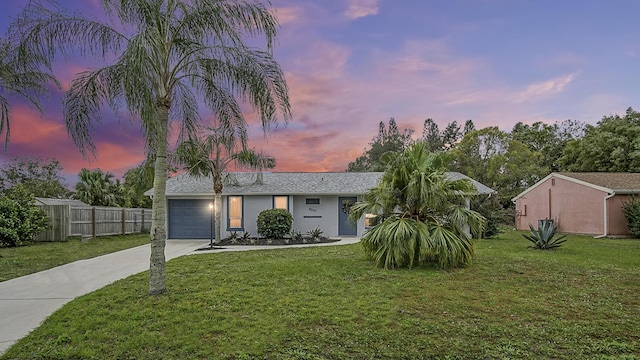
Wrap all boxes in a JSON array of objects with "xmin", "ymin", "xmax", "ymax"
[
  {"xmin": 73, "ymin": 168, "xmax": 127, "ymax": 207},
  {"xmin": 622, "ymin": 197, "xmax": 640, "ymax": 239},
  {"xmin": 173, "ymin": 123, "xmax": 276, "ymax": 245},
  {"xmin": 257, "ymin": 209, "xmax": 293, "ymax": 239},
  {"xmin": 0, "ymin": 156, "xmax": 70, "ymax": 198},
  {"xmin": 0, "ymin": 185, "xmax": 48, "ymax": 247}
]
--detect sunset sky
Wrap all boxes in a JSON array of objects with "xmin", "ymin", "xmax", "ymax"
[{"xmin": 1, "ymin": 0, "xmax": 640, "ymax": 187}]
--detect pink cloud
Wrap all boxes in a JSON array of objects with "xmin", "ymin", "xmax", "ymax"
[
  {"xmin": 344, "ymin": 0, "xmax": 379, "ymax": 20},
  {"xmin": 273, "ymin": 5, "xmax": 305, "ymax": 25},
  {"xmin": 513, "ymin": 73, "xmax": 578, "ymax": 103},
  {"xmin": 7, "ymin": 106, "xmax": 66, "ymax": 144}
]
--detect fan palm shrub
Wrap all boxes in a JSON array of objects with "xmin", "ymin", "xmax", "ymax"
[{"xmin": 349, "ymin": 143, "xmax": 485, "ymax": 269}]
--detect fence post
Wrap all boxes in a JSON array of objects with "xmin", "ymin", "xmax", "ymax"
[
  {"xmin": 141, "ymin": 209, "xmax": 145, "ymax": 233},
  {"xmin": 121, "ymin": 208, "xmax": 126, "ymax": 235},
  {"xmin": 91, "ymin": 207, "xmax": 96, "ymax": 238}
]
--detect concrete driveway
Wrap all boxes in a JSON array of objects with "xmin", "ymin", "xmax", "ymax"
[
  {"xmin": 0, "ymin": 237, "xmax": 360, "ymax": 354},
  {"xmin": 0, "ymin": 240, "xmax": 207, "ymax": 354}
]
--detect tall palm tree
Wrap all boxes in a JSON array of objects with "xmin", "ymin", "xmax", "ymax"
[
  {"xmin": 0, "ymin": 37, "xmax": 57, "ymax": 149},
  {"xmin": 349, "ymin": 142, "xmax": 486, "ymax": 269},
  {"xmin": 12, "ymin": 0, "xmax": 291, "ymax": 294},
  {"xmin": 172, "ymin": 122, "xmax": 275, "ymax": 245}
]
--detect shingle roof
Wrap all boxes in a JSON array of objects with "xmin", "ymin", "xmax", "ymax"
[
  {"xmin": 559, "ymin": 172, "xmax": 640, "ymax": 192},
  {"xmin": 147, "ymin": 172, "xmax": 495, "ymax": 196}
]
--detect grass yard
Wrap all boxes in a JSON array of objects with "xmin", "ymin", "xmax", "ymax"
[
  {"xmin": 0, "ymin": 234, "xmax": 150, "ymax": 282},
  {"xmin": 3, "ymin": 230, "xmax": 640, "ymax": 359}
]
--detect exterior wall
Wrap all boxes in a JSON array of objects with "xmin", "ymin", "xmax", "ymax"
[
  {"xmin": 169, "ymin": 194, "xmax": 365, "ymax": 239},
  {"xmin": 291, "ymin": 195, "xmax": 339, "ymax": 237},
  {"xmin": 607, "ymin": 194, "xmax": 631, "ymax": 235},
  {"xmin": 515, "ymin": 176, "xmax": 607, "ymax": 235},
  {"xmin": 231, "ymin": 195, "xmax": 272, "ymax": 237}
]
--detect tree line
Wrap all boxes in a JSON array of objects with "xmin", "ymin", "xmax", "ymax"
[
  {"xmin": 0, "ymin": 156, "xmax": 154, "ymax": 208},
  {"xmin": 347, "ymin": 109, "xmax": 640, "ymax": 229}
]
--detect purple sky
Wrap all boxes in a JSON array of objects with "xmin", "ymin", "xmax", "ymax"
[{"xmin": 1, "ymin": 0, "xmax": 640, "ymax": 186}]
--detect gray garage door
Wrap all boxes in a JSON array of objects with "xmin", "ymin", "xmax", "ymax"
[{"xmin": 168, "ymin": 199, "xmax": 213, "ymax": 239}]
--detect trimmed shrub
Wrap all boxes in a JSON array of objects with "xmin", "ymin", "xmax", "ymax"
[
  {"xmin": 471, "ymin": 195, "xmax": 510, "ymax": 238},
  {"xmin": 622, "ymin": 197, "xmax": 640, "ymax": 238},
  {"xmin": 257, "ymin": 209, "xmax": 293, "ymax": 239},
  {"xmin": 0, "ymin": 185, "xmax": 49, "ymax": 247}
]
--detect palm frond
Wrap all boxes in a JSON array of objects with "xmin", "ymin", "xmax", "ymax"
[{"xmin": 12, "ymin": 1, "xmax": 126, "ymax": 66}]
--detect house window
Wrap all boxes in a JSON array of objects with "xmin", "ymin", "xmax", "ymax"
[
  {"xmin": 306, "ymin": 198, "xmax": 320, "ymax": 205},
  {"xmin": 365, "ymin": 214, "xmax": 377, "ymax": 228},
  {"xmin": 273, "ymin": 195, "xmax": 289, "ymax": 210},
  {"xmin": 228, "ymin": 196, "xmax": 243, "ymax": 230}
]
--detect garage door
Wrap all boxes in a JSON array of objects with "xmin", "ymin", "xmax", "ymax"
[{"xmin": 168, "ymin": 199, "xmax": 213, "ymax": 239}]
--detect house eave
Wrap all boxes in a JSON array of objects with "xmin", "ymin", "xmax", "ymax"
[
  {"xmin": 610, "ymin": 190, "xmax": 640, "ymax": 195},
  {"xmin": 511, "ymin": 172, "xmax": 623, "ymax": 203}
]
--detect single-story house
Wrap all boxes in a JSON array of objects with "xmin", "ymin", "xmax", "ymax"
[
  {"xmin": 146, "ymin": 172, "xmax": 494, "ymax": 240},
  {"xmin": 512, "ymin": 172, "xmax": 640, "ymax": 236}
]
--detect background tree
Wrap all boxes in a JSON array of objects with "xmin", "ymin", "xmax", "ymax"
[
  {"xmin": 558, "ymin": 107, "xmax": 640, "ymax": 172},
  {"xmin": 512, "ymin": 119, "xmax": 584, "ymax": 172},
  {"xmin": 442, "ymin": 121, "xmax": 462, "ymax": 150},
  {"xmin": 419, "ymin": 119, "xmax": 473, "ymax": 152},
  {"xmin": 451, "ymin": 126, "xmax": 510, "ymax": 189},
  {"xmin": 451, "ymin": 127, "xmax": 548, "ymax": 229},
  {"xmin": 421, "ymin": 118, "xmax": 443, "ymax": 152},
  {"xmin": 349, "ymin": 142, "xmax": 485, "ymax": 269},
  {"xmin": 73, "ymin": 168, "xmax": 126, "ymax": 207},
  {"xmin": 347, "ymin": 118, "xmax": 413, "ymax": 171},
  {"xmin": 0, "ymin": 184, "xmax": 48, "ymax": 247},
  {"xmin": 0, "ymin": 156, "xmax": 70, "ymax": 198},
  {"xmin": 14, "ymin": 0, "xmax": 291, "ymax": 294},
  {"xmin": 122, "ymin": 158, "xmax": 159, "ymax": 208},
  {"xmin": 0, "ymin": 37, "xmax": 57, "ymax": 148},
  {"xmin": 172, "ymin": 123, "xmax": 275, "ymax": 245},
  {"xmin": 462, "ymin": 119, "xmax": 476, "ymax": 135}
]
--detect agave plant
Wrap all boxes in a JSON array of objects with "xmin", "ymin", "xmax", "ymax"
[
  {"xmin": 307, "ymin": 227, "xmax": 324, "ymax": 242},
  {"xmin": 522, "ymin": 221, "xmax": 567, "ymax": 250}
]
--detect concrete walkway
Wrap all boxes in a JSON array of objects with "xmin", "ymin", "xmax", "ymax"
[{"xmin": 0, "ymin": 238, "xmax": 359, "ymax": 354}]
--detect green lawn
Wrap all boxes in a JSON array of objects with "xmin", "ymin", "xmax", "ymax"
[
  {"xmin": 0, "ymin": 234, "xmax": 150, "ymax": 282},
  {"xmin": 3, "ymin": 231, "xmax": 640, "ymax": 359}
]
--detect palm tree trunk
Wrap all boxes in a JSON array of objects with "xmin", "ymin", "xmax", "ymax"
[
  {"xmin": 214, "ymin": 191, "xmax": 222, "ymax": 244},
  {"xmin": 149, "ymin": 100, "xmax": 169, "ymax": 295},
  {"xmin": 214, "ymin": 172, "xmax": 223, "ymax": 244}
]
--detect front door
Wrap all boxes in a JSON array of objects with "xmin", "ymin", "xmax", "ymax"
[{"xmin": 338, "ymin": 197, "xmax": 357, "ymax": 236}]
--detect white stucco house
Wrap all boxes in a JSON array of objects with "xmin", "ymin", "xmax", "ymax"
[{"xmin": 146, "ymin": 172, "xmax": 494, "ymax": 240}]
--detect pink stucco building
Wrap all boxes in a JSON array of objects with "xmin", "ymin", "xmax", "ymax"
[{"xmin": 512, "ymin": 172, "xmax": 640, "ymax": 236}]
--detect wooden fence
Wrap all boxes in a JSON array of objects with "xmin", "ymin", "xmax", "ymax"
[{"xmin": 34, "ymin": 205, "xmax": 152, "ymax": 242}]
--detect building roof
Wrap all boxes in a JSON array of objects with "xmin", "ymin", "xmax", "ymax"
[
  {"xmin": 511, "ymin": 172, "xmax": 640, "ymax": 202},
  {"xmin": 146, "ymin": 172, "xmax": 495, "ymax": 197},
  {"xmin": 559, "ymin": 172, "xmax": 640, "ymax": 192},
  {"xmin": 35, "ymin": 197, "xmax": 91, "ymax": 207}
]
